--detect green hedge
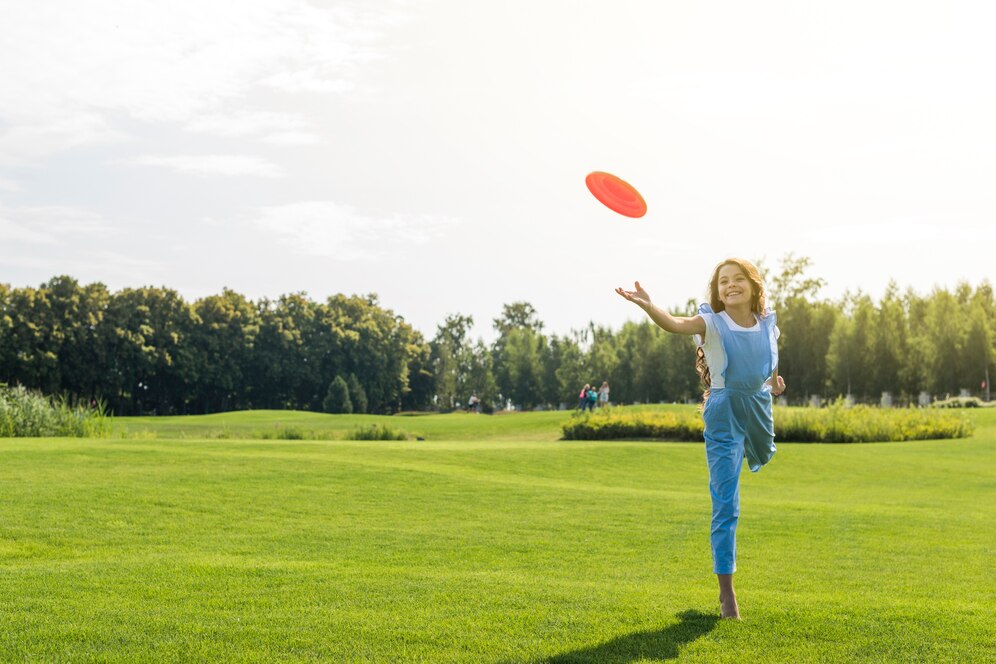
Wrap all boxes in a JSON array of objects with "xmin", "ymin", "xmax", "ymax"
[
  {"xmin": 931, "ymin": 396, "xmax": 994, "ymax": 408},
  {"xmin": 562, "ymin": 409, "xmax": 704, "ymax": 441},
  {"xmin": 562, "ymin": 403, "xmax": 973, "ymax": 443},
  {"xmin": 775, "ymin": 402, "xmax": 973, "ymax": 442},
  {"xmin": 0, "ymin": 385, "xmax": 110, "ymax": 438}
]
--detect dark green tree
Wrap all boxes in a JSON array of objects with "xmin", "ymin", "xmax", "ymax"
[
  {"xmin": 347, "ymin": 373, "xmax": 368, "ymax": 414},
  {"xmin": 323, "ymin": 375, "xmax": 352, "ymax": 414},
  {"xmin": 107, "ymin": 286, "xmax": 200, "ymax": 414},
  {"xmin": 191, "ymin": 289, "xmax": 259, "ymax": 413}
]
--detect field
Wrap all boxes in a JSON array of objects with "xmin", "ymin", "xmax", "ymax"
[{"xmin": 1, "ymin": 406, "xmax": 994, "ymax": 662}]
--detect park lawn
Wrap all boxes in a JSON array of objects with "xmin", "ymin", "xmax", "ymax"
[{"xmin": 0, "ymin": 410, "xmax": 993, "ymax": 662}]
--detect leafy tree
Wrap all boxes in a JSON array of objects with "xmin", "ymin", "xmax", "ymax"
[
  {"xmin": 492, "ymin": 302, "xmax": 549, "ymax": 408},
  {"xmin": 102, "ymin": 286, "xmax": 199, "ymax": 415},
  {"xmin": 323, "ymin": 375, "xmax": 352, "ymax": 414},
  {"xmin": 1, "ymin": 285, "xmax": 57, "ymax": 393},
  {"xmin": 493, "ymin": 302, "xmax": 543, "ymax": 336},
  {"xmin": 925, "ymin": 289, "xmax": 964, "ymax": 397},
  {"xmin": 768, "ymin": 253, "xmax": 827, "ymax": 308},
  {"xmin": 586, "ymin": 323, "xmax": 619, "ymax": 400},
  {"xmin": 248, "ymin": 293, "xmax": 318, "ymax": 410},
  {"xmin": 550, "ymin": 331, "xmax": 586, "ymax": 405},
  {"xmin": 0, "ymin": 283, "xmax": 12, "ymax": 381},
  {"xmin": 430, "ymin": 314, "xmax": 475, "ymax": 411},
  {"xmin": 191, "ymin": 289, "xmax": 259, "ymax": 413},
  {"xmin": 497, "ymin": 327, "xmax": 547, "ymax": 409},
  {"xmin": 465, "ymin": 340, "xmax": 499, "ymax": 411},
  {"xmin": 319, "ymin": 293, "xmax": 424, "ymax": 413},
  {"xmin": 401, "ymin": 341, "xmax": 434, "ymax": 412},
  {"xmin": 347, "ymin": 373, "xmax": 368, "ymax": 414},
  {"xmin": 873, "ymin": 282, "xmax": 908, "ymax": 400},
  {"xmin": 902, "ymin": 289, "xmax": 933, "ymax": 399},
  {"xmin": 963, "ymin": 306, "xmax": 991, "ymax": 399},
  {"xmin": 826, "ymin": 293, "xmax": 876, "ymax": 400}
]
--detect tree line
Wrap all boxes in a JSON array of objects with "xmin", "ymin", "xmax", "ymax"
[{"xmin": 0, "ymin": 257, "xmax": 992, "ymax": 415}]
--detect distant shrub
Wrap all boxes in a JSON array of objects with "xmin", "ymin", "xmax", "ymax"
[
  {"xmin": 277, "ymin": 426, "xmax": 306, "ymax": 440},
  {"xmin": 323, "ymin": 376, "xmax": 352, "ymax": 414},
  {"xmin": 348, "ymin": 423, "xmax": 409, "ymax": 441},
  {"xmin": 255, "ymin": 427, "xmax": 336, "ymax": 440},
  {"xmin": 562, "ymin": 408, "xmax": 703, "ymax": 441},
  {"xmin": 775, "ymin": 402, "xmax": 973, "ymax": 442},
  {"xmin": 562, "ymin": 402, "xmax": 973, "ymax": 443},
  {"xmin": 931, "ymin": 396, "xmax": 994, "ymax": 409},
  {"xmin": 0, "ymin": 386, "xmax": 110, "ymax": 438}
]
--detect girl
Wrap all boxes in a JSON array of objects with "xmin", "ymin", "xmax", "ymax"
[
  {"xmin": 598, "ymin": 381, "xmax": 610, "ymax": 408},
  {"xmin": 577, "ymin": 383, "xmax": 591, "ymax": 411},
  {"xmin": 615, "ymin": 258, "xmax": 785, "ymax": 620}
]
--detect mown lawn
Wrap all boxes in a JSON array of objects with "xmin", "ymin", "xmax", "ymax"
[{"xmin": 1, "ymin": 408, "xmax": 993, "ymax": 661}]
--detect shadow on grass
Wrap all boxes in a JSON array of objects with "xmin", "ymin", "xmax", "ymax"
[{"xmin": 539, "ymin": 609, "xmax": 719, "ymax": 663}]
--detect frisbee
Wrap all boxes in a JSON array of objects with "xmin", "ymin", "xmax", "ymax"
[{"xmin": 585, "ymin": 171, "xmax": 647, "ymax": 218}]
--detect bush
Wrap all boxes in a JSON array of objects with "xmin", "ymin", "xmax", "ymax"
[
  {"xmin": 348, "ymin": 423, "xmax": 409, "ymax": 441},
  {"xmin": 931, "ymin": 396, "xmax": 994, "ymax": 408},
  {"xmin": 0, "ymin": 386, "xmax": 110, "ymax": 438},
  {"xmin": 323, "ymin": 376, "xmax": 352, "ymax": 414},
  {"xmin": 561, "ymin": 403, "xmax": 973, "ymax": 443},
  {"xmin": 775, "ymin": 402, "xmax": 973, "ymax": 442},
  {"xmin": 562, "ymin": 408, "xmax": 704, "ymax": 441}
]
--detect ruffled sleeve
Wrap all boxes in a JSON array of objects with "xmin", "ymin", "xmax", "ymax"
[
  {"xmin": 693, "ymin": 302, "xmax": 713, "ymax": 348},
  {"xmin": 694, "ymin": 302, "xmax": 727, "ymax": 387}
]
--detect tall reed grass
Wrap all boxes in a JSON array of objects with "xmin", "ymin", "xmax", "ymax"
[
  {"xmin": 348, "ymin": 423, "xmax": 409, "ymax": 441},
  {"xmin": 0, "ymin": 385, "xmax": 110, "ymax": 438}
]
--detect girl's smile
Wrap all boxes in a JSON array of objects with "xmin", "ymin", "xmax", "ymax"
[{"xmin": 717, "ymin": 264, "xmax": 754, "ymax": 308}]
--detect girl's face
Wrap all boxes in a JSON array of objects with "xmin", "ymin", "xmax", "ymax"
[{"xmin": 717, "ymin": 263, "xmax": 754, "ymax": 308}]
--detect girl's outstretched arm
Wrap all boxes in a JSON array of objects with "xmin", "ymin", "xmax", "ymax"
[{"xmin": 615, "ymin": 281, "xmax": 706, "ymax": 336}]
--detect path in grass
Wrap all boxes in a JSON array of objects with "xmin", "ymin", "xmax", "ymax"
[{"xmin": 1, "ymin": 410, "xmax": 993, "ymax": 661}]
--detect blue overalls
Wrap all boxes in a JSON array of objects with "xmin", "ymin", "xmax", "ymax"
[{"xmin": 701, "ymin": 306, "xmax": 778, "ymax": 575}]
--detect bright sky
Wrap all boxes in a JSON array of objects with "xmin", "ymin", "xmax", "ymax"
[{"xmin": 2, "ymin": 0, "xmax": 994, "ymax": 341}]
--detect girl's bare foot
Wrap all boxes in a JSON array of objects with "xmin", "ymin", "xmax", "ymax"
[
  {"xmin": 716, "ymin": 574, "xmax": 740, "ymax": 619},
  {"xmin": 720, "ymin": 592, "xmax": 741, "ymax": 620}
]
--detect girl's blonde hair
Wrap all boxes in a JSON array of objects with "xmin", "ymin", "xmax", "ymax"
[{"xmin": 696, "ymin": 258, "xmax": 768, "ymax": 401}]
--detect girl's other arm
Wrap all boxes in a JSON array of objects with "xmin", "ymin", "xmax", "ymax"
[{"xmin": 615, "ymin": 281, "xmax": 706, "ymax": 336}]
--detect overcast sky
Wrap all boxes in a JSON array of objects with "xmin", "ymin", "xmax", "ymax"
[{"xmin": 2, "ymin": 0, "xmax": 994, "ymax": 342}]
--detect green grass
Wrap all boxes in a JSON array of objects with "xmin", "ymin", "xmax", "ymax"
[{"xmin": 1, "ymin": 408, "xmax": 994, "ymax": 661}]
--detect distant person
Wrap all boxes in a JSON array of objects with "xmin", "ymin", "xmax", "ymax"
[
  {"xmin": 468, "ymin": 392, "xmax": 480, "ymax": 413},
  {"xmin": 586, "ymin": 384, "xmax": 598, "ymax": 411},
  {"xmin": 616, "ymin": 257, "xmax": 785, "ymax": 621},
  {"xmin": 598, "ymin": 381, "xmax": 610, "ymax": 408},
  {"xmin": 577, "ymin": 383, "xmax": 590, "ymax": 410}
]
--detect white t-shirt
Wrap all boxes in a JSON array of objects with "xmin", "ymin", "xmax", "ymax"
[{"xmin": 693, "ymin": 311, "xmax": 779, "ymax": 389}]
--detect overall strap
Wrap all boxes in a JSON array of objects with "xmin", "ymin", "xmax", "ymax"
[{"xmin": 761, "ymin": 309, "xmax": 779, "ymax": 374}]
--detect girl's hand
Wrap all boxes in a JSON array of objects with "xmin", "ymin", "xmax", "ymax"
[
  {"xmin": 769, "ymin": 375, "xmax": 786, "ymax": 396},
  {"xmin": 615, "ymin": 281, "xmax": 652, "ymax": 311}
]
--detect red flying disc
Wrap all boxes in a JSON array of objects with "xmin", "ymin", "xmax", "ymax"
[{"xmin": 585, "ymin": 171, "xmax": 647, "ymax": 218}]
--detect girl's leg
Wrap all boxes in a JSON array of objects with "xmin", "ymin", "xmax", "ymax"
[
  {"xmin": 706, "ymin": 436, "xmax": 743, "ymax": 576},
  {"xmin": 704, "ymin": 391, "xmax": 746, "ymax": 618},
  {"xmin": 717, "ymin": 574, "xmax": 739, "ymax": 619},
  {"xmin": 705, "ymin": 428, "xmax": 745, "ymax": 618}
]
